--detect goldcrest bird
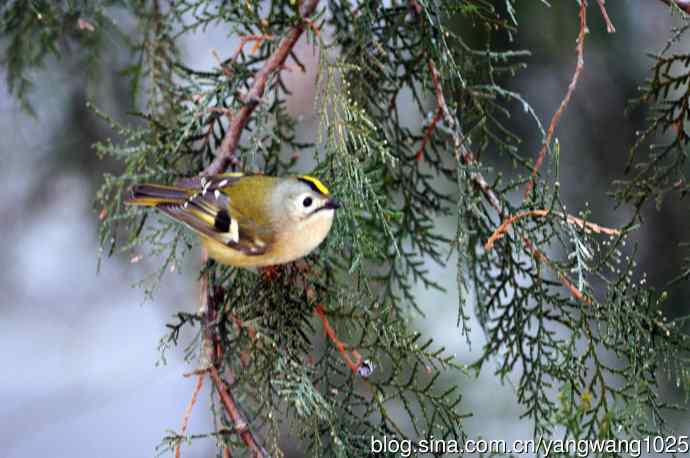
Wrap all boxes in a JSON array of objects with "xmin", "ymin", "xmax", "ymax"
[{"xmin": 125, "ymin": 174, "xmax": 340, "ymax": 267}]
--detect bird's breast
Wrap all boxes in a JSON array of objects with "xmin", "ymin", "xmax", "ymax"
[{"xmin": 272, "ymin": 211, "xmax": 335, "ymax": 264}]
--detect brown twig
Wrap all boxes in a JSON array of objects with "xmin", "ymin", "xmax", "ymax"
[
  {"xmin": 484, "ymin": 209, "xmax": 622, "ymax": 251},
  {"xmin": 230, "ymin": 35, "xmax": 275, "ymax": 62},
  {"xmin": 314, "ymin": 303, "xmax": 363, "ymax": 374},
  {"xmin": 521, "ymin": 235, "xmax": 592, "ymax": 304},
  {"xmin": 410, "ymin": 0, "xmax": 595, "ymax": 305},
  {"xmin": 208, "ymin": 365, "xmax": 268, "ymax": 457},
  {"xmin": 202, "ymin": 0, "xmax": 321, "ymax": 176},
  {"xmin": 187, "ymin": 4, "xmax": 321, "ymax": 454},
  {"xmin": 482, "ymin": 207, "xmax": 620, "ymax": 304},
  {"xmin": 660, "ymin": 0, "xmax": 690, "ymax": 14},
  {"xmin": 407, "ymin": 0, "xmax": 505, "ymax": 215},
  {"xmin": 595, "ymin": 0, "xmax": 616, "ymax": 33},
  {"xmin": 524, "ymin": 1, "xmax": 587, "ymax": 199},
  {"xmin": 416, "ymin": 108, "xmax": 442, "ymax": 161},
  {"xmin": 175, "ymin": 373, "xmax": 205, "ymax": 458},
  {"xmin": 195, "ymin": 250, "xmax": 268, "ymax": 457},
  {"xmin": 426, "ymin": 56, "xmax": 506, "ymax": 215},
  {"xmin": 181, "ymin": 353, "xmax": 264, "ymax": 455}
]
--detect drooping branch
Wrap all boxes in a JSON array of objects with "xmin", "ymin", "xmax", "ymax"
[
  {"xmin": 202, "ymin": 0, "xmax": 321, "ymax": 176},
  {"xmin": 409, "ymin": 0, "xmax": 599, "ymax": 305},
  {"xmin": 191, "ymin": 3, "xmax": 322, "ymax": 454},
  {"xmin": 483, "ymin": 209, "xmax": 622, "ymax": 251},
  {"xmin": 408, "ymin": 0, "xmax": 506, "ymax": 217}
]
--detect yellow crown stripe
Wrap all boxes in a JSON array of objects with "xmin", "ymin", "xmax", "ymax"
[{"xmin": 298, "ymin": 175, "xmax": 330, "ymax": 196}]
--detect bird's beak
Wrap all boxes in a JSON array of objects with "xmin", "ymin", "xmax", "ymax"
[{"xmin": 323, "ymin": 198, "xmax": 342, "ymax": 210}]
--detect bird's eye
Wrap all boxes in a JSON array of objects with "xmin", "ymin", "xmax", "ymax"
[{"xmin": 302, "ymin": 197, "xmax": 313, "ymax": 208}]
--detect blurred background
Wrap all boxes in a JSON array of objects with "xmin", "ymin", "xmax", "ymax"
[{"xmin": 2, "ymin": 2, "xmax": 689, "ymax": 456}]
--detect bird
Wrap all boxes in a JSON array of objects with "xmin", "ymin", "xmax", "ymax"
[{"xmin": 125, "ymin": 173, "xmax": 341, "ymax": 267}]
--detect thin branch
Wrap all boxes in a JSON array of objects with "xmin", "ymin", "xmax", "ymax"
[
  {"xmin": 314, "ymin": 303, "xmax": 363, "ymax": 374},
  {"xmin": 208, "ymin": 365, "xmax": 269, "ymax": 458},
  {"xmin": 524, "ymin": 1, "xmax": 587, "ymax": 198},
  {"xmin": 207, "ymin": 323, "xmax": 268, "ymax": 456},
  {"xmin": 197, "ymin": 252, "xmax": 267, "ymax": 456},
  {"xmin": 175, "ymin": 373, "xmax": 205, "ymax": 458},
  {"xmin": 595, "ymin": 0, "xmax": 616, "ymax": 33},
  {"xmin": 410, "ymin": 0, "xmax": 593, "ymax": 305},
  {"xmin": 193, "ymin": 4, "xmax": 321, "ymax": 454},
  {"xmin": 415, "ymin": 107, "xmax": 442, "ymax": 161},
  {"xmin": 484, "ymin": 209, "xmax": 622, "ymax": 251},
  {"xmin": 521, "ymin": 235, "xmax": 592, "ymax": 304},
  {"xmin": 202, "ymin": 0, "xmax": 321, "ymax": 176},
  {"xmin": 230, "ymin": 35, "xmax": 275, "ymax": 64},
  {"xmin": 426, "ymin": 52, "xmax": 506, "ymax": 216},
  {"xmin": 408, "ymin": 0, "xmax": 506, "ymax": 216}
]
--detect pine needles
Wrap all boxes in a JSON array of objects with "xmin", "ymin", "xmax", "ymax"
[
  {"xmin": 4, "ymin": 1, "xmax": 690, "ymax": 457},
  {"xmin": 86, "ymin": 0, "xmax": 690, "ymax": 454}
]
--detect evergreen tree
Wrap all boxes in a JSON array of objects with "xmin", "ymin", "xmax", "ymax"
[{"xmin": 4, "ymin": 1, "xmax": 690, "ymax": 456}]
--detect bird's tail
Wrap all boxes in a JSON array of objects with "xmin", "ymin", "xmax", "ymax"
[{"xmin": 125, "ymin": 184, "xmax": 191, "ymax": 207}]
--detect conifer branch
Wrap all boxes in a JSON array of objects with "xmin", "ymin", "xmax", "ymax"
[
  {"xmin": 61, "ymin": 0, "xmax": 690, "ymax": 451},
  {"xmin": 195, "ymin": 3, "xmax": 321, "ymax": 453},
  {"xmin": 208, "ymin": 365, "xmax": 269, "ymax": 458},
  {"xmin": 409, "ymin": 0, "xmax": 506, "ymax": 217},
  {"xmin": 412, "ymin": 0, "xmax": 599, "ymax": 306},
  {"xmin": 197, "ymin": 252, "xmax": 267, "ymax": 456},
  {"xmin": 202, "ymin": 0, "xmax": 321, "ymax": 176},
  {"xmin": 410, "ymin": 0, "xmax": 596, "ymax": 308},
  {"xmin": 407, "ymin": 0, "xmax": 601, "ymax": 316},
  {"xmin": 484, "ymin": 209, "xmax": 622, "ymax": 251},
  {"xmin": 199, "ymin": 307, "xmax": 269, "ymax": 456}
]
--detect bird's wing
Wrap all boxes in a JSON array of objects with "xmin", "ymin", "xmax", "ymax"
[{"xmin": 160, "ymin": 174, "xmax": 274, "ymax": 256}]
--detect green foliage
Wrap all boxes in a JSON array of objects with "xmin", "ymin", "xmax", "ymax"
[
  {"xmin": 621, "ymin": 14, "xmax": 690, "ymax": 289},
  {"xmin": 4, "ymin": 1, "xmax": 690, "ymax": 457},
  {"xmin": 0, "ymin": 0, "xmax": 130, "ymax": 114},
  {"xmin": 189, "ymin": 264, "xmax": 469, "ymax": 456},
  {"xmin": 621, "ymin": 20, "xmax": 690, "ymax": 209},
  {"xmin": 96, "ymin": 0, "xmax": 478, "ymax": 454}
]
